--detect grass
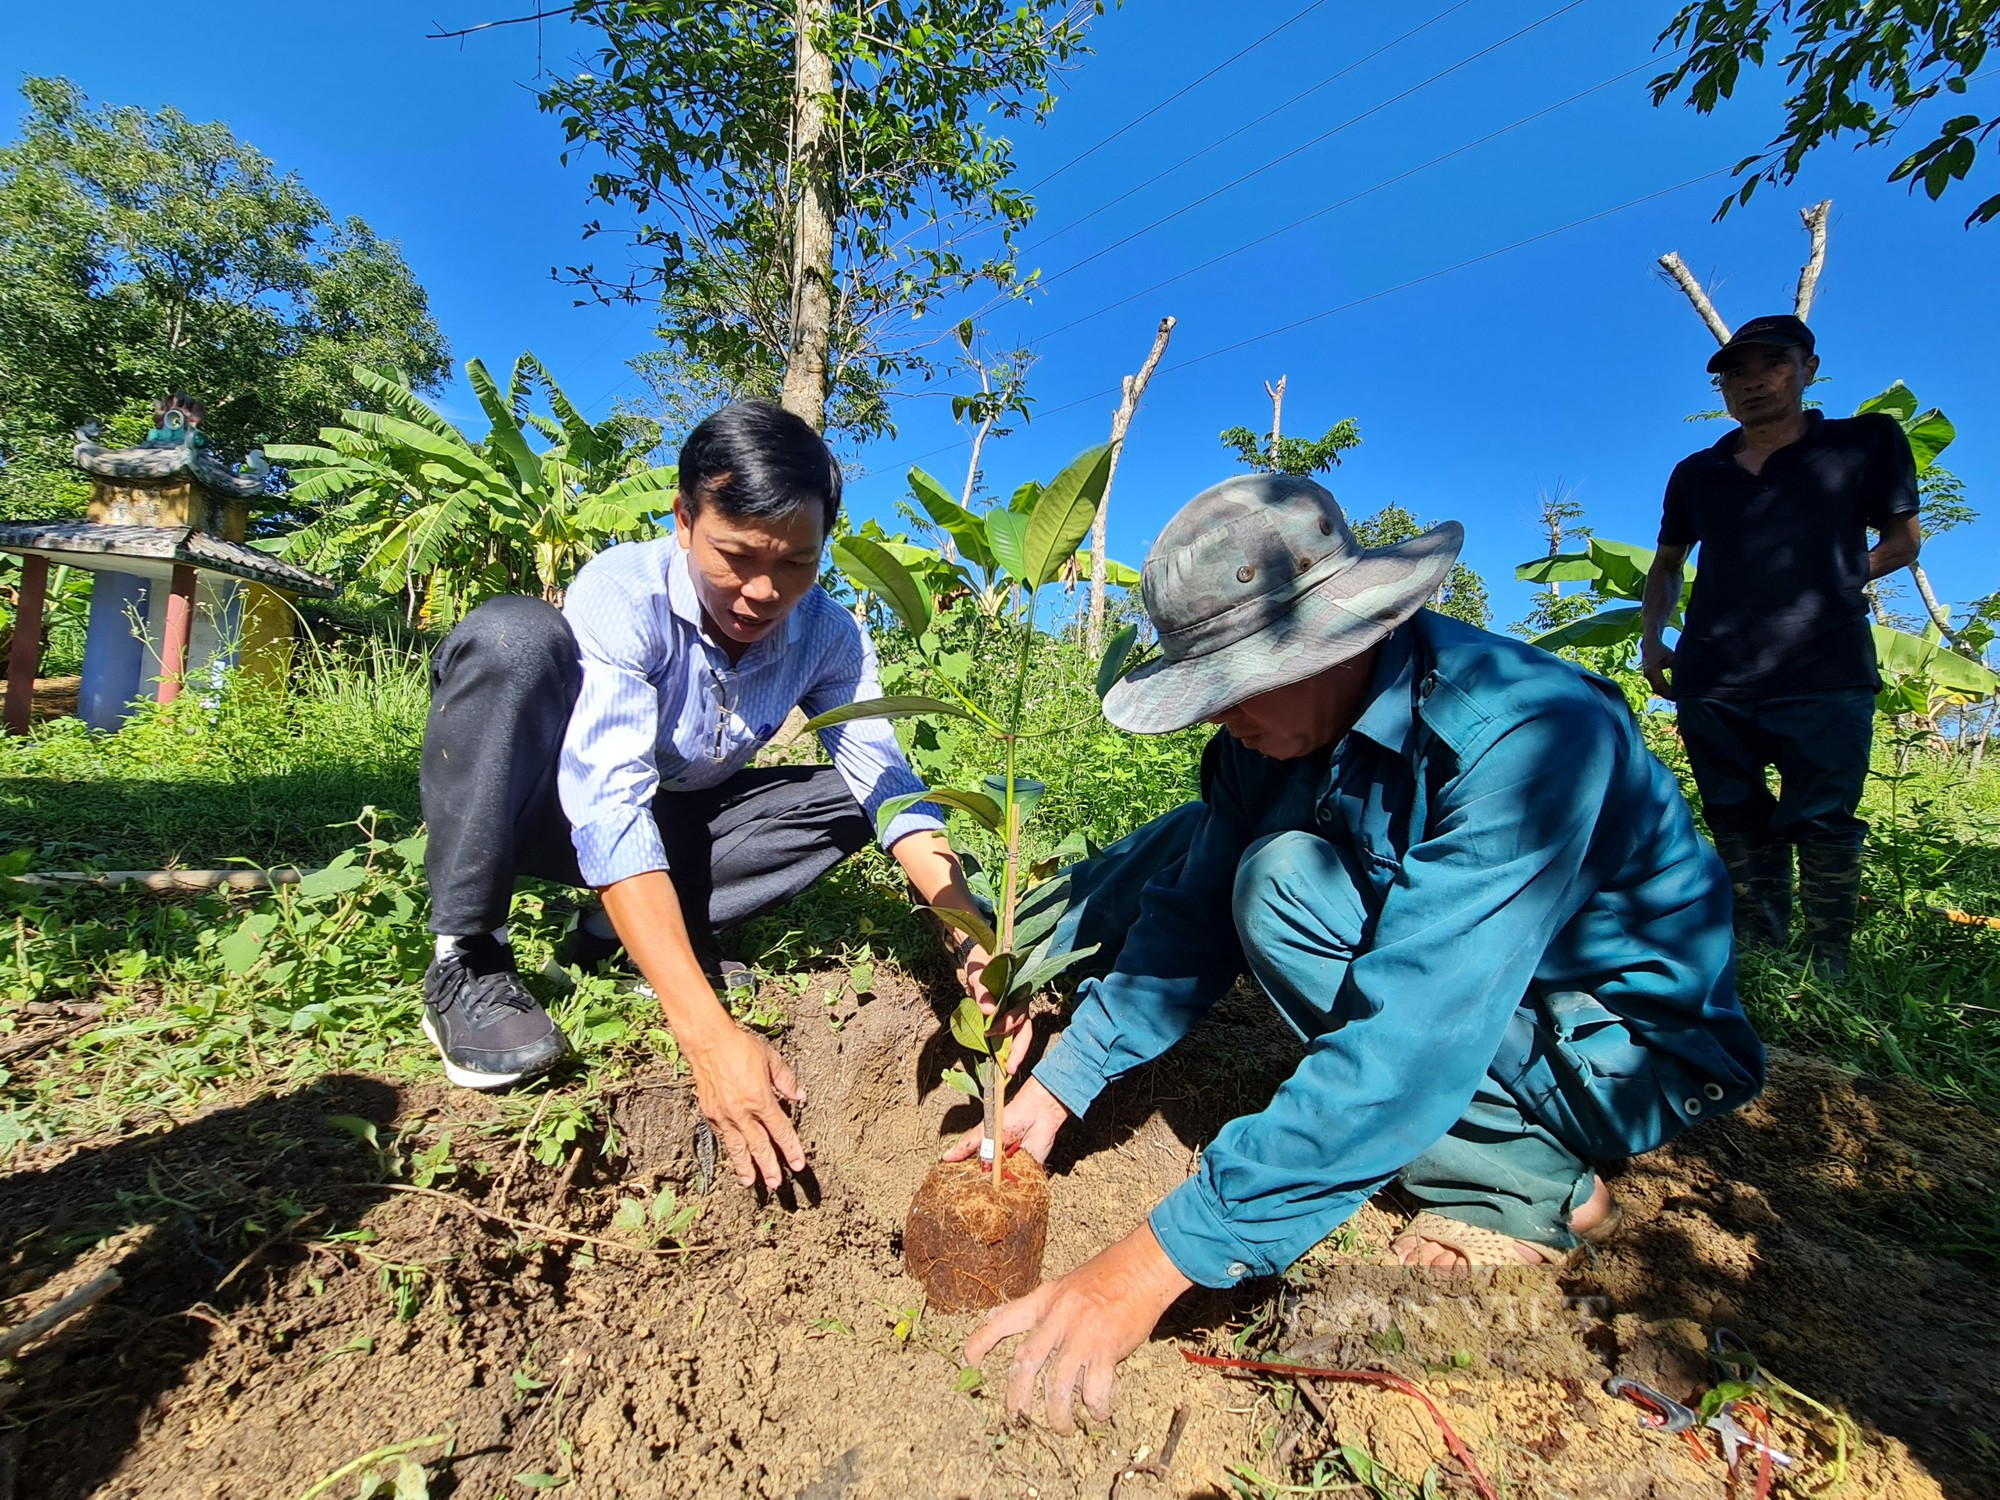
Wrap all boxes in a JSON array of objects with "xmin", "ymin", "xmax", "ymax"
[{"xmin": 1, "ymin": 615, "xmax": 1996, "ymax": 1169}]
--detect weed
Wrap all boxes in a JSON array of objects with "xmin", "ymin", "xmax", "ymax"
[{"xmin": 611, "ymin": 1184, "xmax": 700, "ymax": 1251}]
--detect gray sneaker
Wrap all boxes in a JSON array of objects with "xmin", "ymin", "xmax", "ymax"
[{"xmin": 422, "ymin": 935, "xmax": 568, "ymax": 1090}]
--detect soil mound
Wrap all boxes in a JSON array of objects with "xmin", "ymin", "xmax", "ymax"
[{"xmin": 2, "ymin": 976, "xmax": 1994, "ymax": 1498}]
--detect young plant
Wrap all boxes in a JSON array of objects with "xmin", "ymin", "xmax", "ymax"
[{"xmin": 806, "ymin": 446, "xmax": 1136, "ymax": 1188}]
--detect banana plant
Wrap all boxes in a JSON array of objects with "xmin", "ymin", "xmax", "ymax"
[
  {"xmin": 1514, "ymin": 536, "xmax": 1998, "ymax": 708},
  {"xmin": 804, "ymin": 445, "xmax": 1138, "ymax": 1187},
  {"xmin": 268, "ymin": 357, "xmax": 676, "ymax": 624}
]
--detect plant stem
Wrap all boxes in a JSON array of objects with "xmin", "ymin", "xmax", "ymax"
[{"xmin": 988, "ymin": 591, "xmax": 1038, "ymax": 1189}]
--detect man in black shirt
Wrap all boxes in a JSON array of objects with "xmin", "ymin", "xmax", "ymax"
[{"xmin": 1640, "ymin": 315, "xmax": 1921, "ymax": 976}]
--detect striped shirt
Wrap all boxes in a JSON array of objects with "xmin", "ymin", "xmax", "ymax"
[{"xmin": 557, "ymin": 536, "xmax": 943, "ymax": 888}]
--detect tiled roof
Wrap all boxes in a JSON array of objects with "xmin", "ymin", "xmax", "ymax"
[
  {"xmin": 0, "ymin": 522, "xmax": 339, "ymax": 599},
  {"xmin": 73, "ymin": 439, "xmax": 267, "ymax": 497}
]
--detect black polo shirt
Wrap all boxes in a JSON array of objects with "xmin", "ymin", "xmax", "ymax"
[{"xmin": 1659, "ymin": 410, "xmax": 1917, "ymax": 700}]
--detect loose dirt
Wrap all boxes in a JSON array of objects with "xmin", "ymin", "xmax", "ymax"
[{"xmin": 3, "ymin": 972, "xmax": 1995, "ymax": 1499}]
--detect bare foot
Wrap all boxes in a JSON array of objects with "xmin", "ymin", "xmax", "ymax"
[{"xmin": 1388, "ymin": 1178, "xmax": 1614, "ymax": 1270}]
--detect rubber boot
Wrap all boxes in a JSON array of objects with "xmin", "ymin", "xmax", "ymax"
[
  {"xmin": 1713, "ymin": 833, "xmax": 1792, "ymax": 950},
  {"xmin": 1797, "ymin": 839, "xmax": 1863, "ymax": 979}
]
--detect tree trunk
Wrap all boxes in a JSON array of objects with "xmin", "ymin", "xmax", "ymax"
[
  {"xmin": 1088, "ymin": 316, "xmax": 1175, "ymax": 657},
  {"xmin": 1658, "ymin": 252, "xmax": 1731, "ymax": 344},
  {"xmin": 1907, "ymin": 560, "xmax": 1962, "ymax": 643},
  {"xmin": 1265, "ymin": 374, "xmax": 1287, "ymax": 460},
  {"xmin": 779, "ymin": 0, "xmax": 837, "ymax": 431},
  {"xmin": 1794, "ymin": 201, "xmax": 1832, "ymax": 320}
]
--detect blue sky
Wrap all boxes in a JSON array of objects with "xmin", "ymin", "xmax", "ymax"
[{"xmin": 6, "ymin": 0, "xmax": 1995, "ymax": 631}]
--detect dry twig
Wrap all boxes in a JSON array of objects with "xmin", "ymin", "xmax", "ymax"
[{"xmin": 0, "ymin": 1272, "xmax": 122, "ymax": 1361}]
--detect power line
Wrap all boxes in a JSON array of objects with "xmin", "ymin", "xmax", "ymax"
[
  {"xmin": 1030, "ymin": 56, "xmax": 1664, "ymax": 346},
  {"xmin": 901, "ymin": 166, "xmax": 1729, "ymax": 465},
  {"xmin": 1022, "ymin": 0, "xmax": 1595, "ymax": 298},
  {"xmin": 1023, "ymin": 0, "xmax": 1339, "ymax": 193},
  {"xmin": 1027, "ymin": 0, "xmax": 1478, "ymax": 255}
]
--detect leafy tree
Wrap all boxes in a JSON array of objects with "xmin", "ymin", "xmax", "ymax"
[
  {"xmin": 1652, "ymin": 2, "xmax": 2000, "ymax": 224},
  {"xmin": 1512, "ymin": 489, "xmax": 1598, "ymax": 638},
  {"xmin": 1218, "ymin": 417, "xmax": 1361, "ymax": 476},
  {"xmin": 0, "ymin": 76, "xmax": 450, "ymax": 518},
  {"xmin": 1352, "ymin": 503, "xmax": 1491, "ymax": 629},
  {"xmin": 532, "ymin": 0, "xmax": 1106, "ymax": 440},
  {"xmin": 268, "ymin": 356, "xmax": 674, "ymax": 627}
]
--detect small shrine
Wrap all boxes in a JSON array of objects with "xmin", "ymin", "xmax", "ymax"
[{"xmin": 0, "ymin": 395, "xmax": 337, "ymax": 735}]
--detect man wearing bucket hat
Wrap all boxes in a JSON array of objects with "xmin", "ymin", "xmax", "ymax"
[{"xmin": 957, "ymin": 473, "xmax": 1765, "ymax": 1431}]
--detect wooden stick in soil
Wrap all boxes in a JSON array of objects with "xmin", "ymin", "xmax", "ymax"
[{"xmin": 0, "ymin": 1271, "xmax": 121, "ymax": 1361}]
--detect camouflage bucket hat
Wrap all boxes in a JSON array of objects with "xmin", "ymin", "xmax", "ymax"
[{"xmin": 1103, "ymin": 474, "xmax": 1464, "ymax": 736}]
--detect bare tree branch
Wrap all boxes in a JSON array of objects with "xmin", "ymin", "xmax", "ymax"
[
  {"xmin": 1089, "ymin": 314, "xmax": 1176, "ymax": 655},
  {"xmin": 1657, "ymin": 251, "xmax": 1731, "ymax": 344},
  {"xmin": 1794, "ymin": 199, "xmax": 1831, "ymax": 321},
  {"xmin": 426, "ymin": 7, "xmax": 571, "ymax": 42}
]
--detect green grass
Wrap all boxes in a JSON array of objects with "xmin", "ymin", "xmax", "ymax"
[{"xmin": 2, "ymin": 615, "xmax": 1996, "ymax": 1159}]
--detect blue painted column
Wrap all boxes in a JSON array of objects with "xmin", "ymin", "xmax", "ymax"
[{"xmin": 78, "ymin": 570, "xmax": 150, "ymax": 732}]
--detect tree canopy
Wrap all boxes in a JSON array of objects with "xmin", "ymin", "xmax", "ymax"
[
  {"xmin": 0, "ymin": 76, "xmax": 452, "ymax": 518},
  {"xmin": 536, "ymin": 0, "xmax": 1105, "ymax": 440},
  {"xmin": 1652, "ymin": 2, "xmax": 2000, "ymax": 225}
]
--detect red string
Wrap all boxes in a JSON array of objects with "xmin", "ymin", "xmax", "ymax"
[{"xmin": 1179, "ymin": 1349, "xmax": 1500, "ymax": 1500}]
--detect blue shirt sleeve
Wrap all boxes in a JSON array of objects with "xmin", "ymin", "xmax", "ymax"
[
  {"xmin": 1032, "ymin": 736, "xmax": 1256, "ymax": 1118},
  {"xmin": 558, "ymin": 558, "xmax": 673, "ymax": 887},
  {"xmin": 1149, "ymin": 699, "xmax": 1618, "ymax": 1287},
  {"xmin": 798, "ymin": 613, "xmax": 944, "ymax": 851}
]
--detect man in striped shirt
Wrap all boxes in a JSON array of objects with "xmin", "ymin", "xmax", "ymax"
[{"xmin": 419, "ymin": 401, "xmax": 993, "ymax": 1191}]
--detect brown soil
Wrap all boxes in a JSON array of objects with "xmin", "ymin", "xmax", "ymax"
[
  {"xmin": 906, "ymin": 1154, "xmax": 1051, "ymax": 1313},
  {"xmin": 2, "ymin": 974, "xmax": 1995, "ymax": 1499}
]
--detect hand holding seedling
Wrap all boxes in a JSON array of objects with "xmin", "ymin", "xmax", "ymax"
[
  {"xmin": 942, "ymin": 1076, "xmax": 1068, "ymax": 1164},
  {"xmin": 962, "ymin": 1222, "xmax": 1192, "ymax": 1431}
]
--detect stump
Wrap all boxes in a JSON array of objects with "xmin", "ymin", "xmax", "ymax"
[{"xmin": 904, "ymin": 1154, "xmax": 1050, "ymax": 1312}]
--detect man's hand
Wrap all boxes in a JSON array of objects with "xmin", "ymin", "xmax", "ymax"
[
  {"xmin": 958, "ymin": 940, "xmax": 1035, "ymax": 1077},
  {"xmin": 1640, "ymin": 639, "xmax": 1676, "ymax": 701},
  {"xmin": 943, "ymin": 1075, "xmax": 1070, "ymax": 1164},
  {"xmin": 962, "ymin": 1223, "xmax": 1193, "ymax": 1432},
  {"xmin": 683, "ymin": 1020, "xmax": 806, "ymax": 1191}
]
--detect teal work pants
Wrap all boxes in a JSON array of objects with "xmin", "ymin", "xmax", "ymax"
[{"xmin": 1044, "ymin": 812, "xmax": 1602, "ymax": 1249}]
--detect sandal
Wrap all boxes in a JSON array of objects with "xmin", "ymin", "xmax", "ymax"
[{"xmin": 1388, "ymin": 1197, "xmax": 1624, "ymax": 1268}]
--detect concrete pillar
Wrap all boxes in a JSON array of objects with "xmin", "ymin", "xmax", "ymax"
[
  {"xmin": 78, "ymin": 569, "xmax": 150, "ymax": 732},
  {"xmin": 4, "ymin": 553, "xmax": 50, "ymax": 735},
  {"xmin": 156, "ymin": 564, "xmax": 197, "ymax": 705}
]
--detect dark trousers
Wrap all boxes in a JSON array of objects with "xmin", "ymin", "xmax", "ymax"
[
  {"xmin": 1677, "ymin": 690, "xmax": 1876, "ymax": 851},
  {"xmin": 420, "ymin": 596, "xmax": 872, "ymax": 952}
]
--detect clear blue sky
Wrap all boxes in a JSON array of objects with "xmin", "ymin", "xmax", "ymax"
[{"xmin": 6, "ymin": 0, "xmax": 1995, "ymax": 631}]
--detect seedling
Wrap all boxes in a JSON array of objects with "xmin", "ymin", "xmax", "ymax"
[
  {"xmin": 807, "ymin": 445, "xmax": 1129, "ymax": 1185},
  {"xmin": 611, "ymin": 1185, "xmax": 700, "ymax": 1251}
]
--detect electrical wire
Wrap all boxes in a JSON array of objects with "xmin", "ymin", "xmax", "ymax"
[
  {"xmin": 900, "ymin": 165, "xmax": 1730, "ymax": 463},
  {"xmin": 1030, "ymin": 56, "xmax": 1665, "ymax": 346},
  {"xmin": 1023, "ymin": 0, "xmax": 1596, "ymax": 298},
  {"xmin": 1022, "ymin": 0, "xmax": 1339, "ymax": 192},
  {"xmin": 1026, "ymin": 0, "xmax": 1479, "ymax": 254}
]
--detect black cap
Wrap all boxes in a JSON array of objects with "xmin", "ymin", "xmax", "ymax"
[{"xmin": 1707, "ymin": 314, "xmax": 1816, "ymax": 374}]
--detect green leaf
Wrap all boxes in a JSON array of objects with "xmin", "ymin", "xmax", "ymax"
[
  {"xmin": 940, "ymin": 1066, "xmax": 981, "ymax": 1098},
  {"xmin": 297, "ymin": 864, "xmax": 369, "ymax": 900},
  {"xmin": 801, "ymin": 696, "xmax": 976, "ymax": 733},
  {"xmin": 953, "ymin": 1366, "xmax": 985, "ymax": 1394},
  {"xmin": 323, "ymin": 1114, "xmax": 380, "ymax": 1151},
  {"xmin": 1856, "ymin": 381, "xmax": 1918, "ymax": 423},
  {"xmin": 949, "ymin": 997, "xmax": 993, "ymax": 1055},
  {"xmin": 833, "ymin": 535, "xmax": 933, "ymax": 636},
  {"xmin": 466, "ymin": 357, "xmax": 546, "ymax": 499},
  {"xmin": 1528, "ymin": 606, "xmax": 1643, "ymax": 652},
  {"xmin": 1096, "ymin": 623, "xmax": 1139, "ymax": 699},
  {"xmin": 1009, "ymin": 480, "xmax": 1043, "ymax": 514},
  {"xmin": 985, "ymin": 509, "xmax": 1030, "ymax": 585},
  {"xmin": 1006, "ymin": 943, "xmax": 1101, "ymax": 1001},
  {"xmin": 1583, "ymin": 538, "xmax": 1656, "ymax": 600},
  {"xmin": 923, "ymin": 786, "xmax": 1005, "ymax": 832},
  {"xmin": 512, "ymin": 1473, "xmax": 565, "ymax": 1489},
  {"xmin": 981, "ymin": 773, "xmax": 1046, "ymax": 825},
  {"xmin": 1903, "ymin": 408, "xmax": 1955, "ymax": 474},
  {"xmin": 1514, "ymin": 551, "xmax": 1600, "ymax": 585},
  {"xmin": 1021, "ymin": 446, "xmax": 1113, "ymax": 588},
  {"xmin": 1872, "ymin": 625, "xmax": 2000, "ymax": 698},
  {"xmin": 927, "ymin": 904, "xmax": 998, "ymax": 957},
  {"xmin": 1075, "ymin": 549, "xmax": 1141, "ymax": 587},
  {"xmin": 218, "ymin": 922, "xmax": 265, "ymax": 976},
  {"xmin": 908, "ymin": 467, "xmax": 996, "ymax": 571}
]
